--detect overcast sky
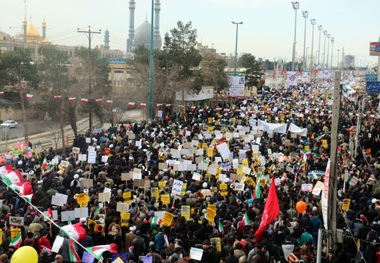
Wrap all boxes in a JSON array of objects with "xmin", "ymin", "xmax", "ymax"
[{"xmin": 1, "ymin": 0, "xmax": 379, "ymax": 67}]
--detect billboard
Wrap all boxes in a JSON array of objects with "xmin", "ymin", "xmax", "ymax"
[
  {"xmin": 370, "ymin": 42, "xmax": 380, "ymax": 56},
  {"xmin": 228, "ymin": 74, "xmax": 245, "ymax": 97}
]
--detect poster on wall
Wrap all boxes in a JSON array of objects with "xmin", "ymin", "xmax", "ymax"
[{"xmin": 228, "ymin": 74, "xmax": 245, "ymax": 97}]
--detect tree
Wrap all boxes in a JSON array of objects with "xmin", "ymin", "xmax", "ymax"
[
  {"xmin": 200, "ymin": 52, "xmax": 228, "ymax": 91},
  {"xmin": 37, "ymin": 45, "xmax": 76, "ymax": 154},
  {"xmin": 238, "ymin": 53, "xmax": 263, "ymax": 88},
  {"xmin": 0, "ymin": 48, "xmax": 39, "ymax": 141}
]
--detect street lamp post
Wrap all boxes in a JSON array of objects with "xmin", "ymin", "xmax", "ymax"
[
  {"xmin": 148, "ymin": 0, "xmax": 154, "ymax": 120},
  {"xmin": 317, "ymin": 25, "xmax": 323, "ymax": 66},
  {"xmin": 291, "ymin": 2, "xmax": 299, "ymax": 71},
  {"xmin": 337, "ymin": 49, "xmax": 340, "ymax": 68},
  {"xmin": 302, "ymin": 11, "xmax": 308, "ymax": 72},
  {"xmin": 310, "ymin": 19, "xmax": 316, "ymax": 71},
  {"xmin": 306, "ymin": 47, "xmax": 310, "ymax": 70},
  {"xmin": 331, "ymin": 37, "xmax": 335, "ymax": 69},
  {"xmin": 323, "ymin": 30, "xmax": 327, "ymax": 67},
  {"xmin": 326, "ymin": 34, "xmax": 331, "ymax": 69},
  {"xmin": 232, "ymin": 21, "xmax": 243, "ymax": 75}
]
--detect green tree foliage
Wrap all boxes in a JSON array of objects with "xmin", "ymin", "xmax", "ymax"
[{"xmin": 238, "ymin": 53, "xmax": 263, "ymax": 88}]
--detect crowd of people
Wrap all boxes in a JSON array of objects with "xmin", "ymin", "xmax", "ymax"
[{"xmin": 0, "ymin": 80, "xmax": 380, "ymax": 263}]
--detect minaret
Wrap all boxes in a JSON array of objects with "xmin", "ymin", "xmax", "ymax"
[
  {"xmin": 104, "ymin": 29, "xmax": 110, "ymax": 50},
  {"xmin": 154, "ymin": 0, "xmax": 161, "ymax": 49},
  {"xmin": 127, "ymin": 0, "xmax": 135, "ymax": 53},
  {"xmin": 42, "ymin": 18, "xmax": 46, "ymax": 40},
  {"xmin": 23, "ymin": 18, "xmax": 27, "ymax": 43}
]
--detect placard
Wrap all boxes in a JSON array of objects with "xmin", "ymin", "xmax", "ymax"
[
  {"xmin": 72, "ymin": 147, "xmax": 80, "ymax": 154},
  {"xmin": 116, "ymin": 202, "xmax": 129, "ymax": 213},
  {"xmin": 160, "ymin": 194, "xmax": 170, "ymax": 205},
  {"xmin": 301, "ymin": 184, "xmax": 313, "ymax": 192},
  {"xmin": 161, "ymin": 212, "xmax": 174, "ymax": 226},
  {"xmin": 51, "ymin": 193, "xmax": 68, "ymax": 207},
  {"xmin": 74, "ymin": 207, "xmax": 89, "ymax": 218},
  {"xmin": 87, "ymin": 151, "xmax": 97, "ymax": 164},
  {"xmin": 98, "ymin": 192, "xmax": 111, "ymax": 203},
  {"xmin": 171, "ymin": 179, "xmax": 183, "ymax": 196},
  {"xmin": 181, "ymin": 205, "xmax": 191, "ymax": 221},
  {"xmin": 190, "ymin": 247, "xmax": 203, "ymax": 261},
  {"xmin": 82, "ymin": 179, "xmax": 93, "ymax": 188},
  {"xmin": 78, "ymin": 154, "xmax": 87, "ymax": 161},
  {"xmin": 9, "ymin": 216, "xmax": 24, "ymax": 227},
  {"xmin": 121, "ymin": 172, "xmax": 132, "ymax": 181},
  {"xmin": 10, "ymin": 227, "xmax": 21, "ymax": 239}
]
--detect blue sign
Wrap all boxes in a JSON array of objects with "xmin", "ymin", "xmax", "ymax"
[
  {"xmin": 366, "ymin": 81, "xmax": 380, "ymax": 93},
  {"xmin": 376, "ymin": 46, "xmax": 380, "ymax": 52},
  {"xmin": 108, "ymin": 58, "xmax": 128, "ymax": 64},
  {"xmin": 365, "ymin": 73, "xmax": 378, "ymax": 81}
]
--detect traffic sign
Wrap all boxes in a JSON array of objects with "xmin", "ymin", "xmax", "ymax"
[{"xmin": 365, "ymin": 73, "xmax": 378, "ymax": 81}]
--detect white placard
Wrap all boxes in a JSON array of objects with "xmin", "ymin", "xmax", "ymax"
[
  {"xmin": 52, "ymin": 236, "xmax": 65, "ymax": 253},
  {"xmin": 196, "ymin": 149, "xmax": 204, "ymax": 156},
  {"xmin": 192, "ymin": 172, "xmax": 201, "ymax": 181},
  {"xmin": 301, "ymin": 184, "xmax": 313, "ymax": 192},
  {"xmin": 190, "ymin": 247, "xmax": 204, "ymax": 261},
  {"xmin": 197, "ymin": 163, "xmax": 208, "ymax": 171},
  {"xmin": 72, "ymin": 147, "xmax": 80, "ymax": 154},
  {"xmin": 171, "ymin": 179, "xmax": 183, "ymax": 196},
  {"xmin": 85, "ymin": 137, "xmax": 91, "ymax": 143},
  {"xmin": 101, "ymin": 155, "xmax": 109, "ymax": 163},
  {"xmin": 60, "ymin": 160, "xmax": 69, "ymax": 168},
  {"xmin": 88, "ymin": 146, "xmax": 95, "ymax": 152},
  {"xmin": 74, "ymin": 208, "xmax": 89, "ymax": 218},
  {"xmin": 234, "ymin": 183, "xmax": 245, "ymax": 191},
  {"xmin": 218, "ymin": 173, "xmax": 227, "ymax": 182},
  {"xmin": 87, "ymin": 151, "xmax": 97, "ymax": 163},
  {"xmin": 51, "ymin": 193, "xmax": 68, "ymax": 207},
  {"xmin": 217, "ymin": 143, "xmax": 231, "ymax": 160},
  {"xmin": 78, "ymin": 154, "xmax": 87, "ymax": 161}
]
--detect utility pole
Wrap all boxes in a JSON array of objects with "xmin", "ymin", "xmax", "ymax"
[
  {"xmin": 78, "ymin": 26, "xmax": 101, "ymax": 130},
  {"xmin": 329, "ymin": 70, "xmax": 341, "ymax": 248}
]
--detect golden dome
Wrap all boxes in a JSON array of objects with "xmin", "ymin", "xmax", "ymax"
[
  {"xmin": 42, "ymin": 37, "xmax": 50, "ymax": 43},
  {"xmin": 26, "ymin": 22, "xmax": 40, "ymax": 42}
]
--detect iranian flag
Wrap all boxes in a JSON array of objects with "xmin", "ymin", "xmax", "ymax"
[
  {"xmin": 165, "ymin": 104, "xmax": 171, "ymax": 108},
  {"xmin": 80, "ymin": 98, "xmax": 88, "ymax": 103},
  {"xmin": 68, "ymin": 239, "xmax": 81, "ymax": 262},
  {"xmin": 0, "ymin": 165, "xmax": 24, "ymax": 191},
  {"xmin": 87, "ymin": 244, "xmax": 119, "ymax": 259},
  {"xmin": 218, "ymin": 221, "xmax": 224, "ymax": 233},
  {"xmin": 0, "ymin": 91, "xmax": 4, "ymax": 96},
  {"xmin": 128, "ymin": 102, "xmax": 135, "ymax": 107},
  {"xmin": 95, "ymin": 98, "xmax": 103, "ymax": 103},
  {"xmin": 10, "ymin": 233, "xmax": 22, "ymax": 248},
  {"xmin": 68, "ymin": 97, "xmax": 76, "ymax": 102},
  {"xmin": 255, "ymin": 176, "xmax": 280, "ymax": 242},
  {"xmin": 156, "ymin": 103, "xmax": 163, "ymax": 108},
  {"xmin": 61, "ymin": 221, "xmax": 86, "ymax": 241},
  {"xmin": 215, "ymin": 107, "xmax": 222, "ymax": 111},
  {"xmin": 190, "ymin": 106, "xmax": 196, "ymax": 111},
  {"xmin": 53, "ymin": 95, "xmax": 61, "ymax": 100},
  {"xmin": 106, "ymin": 100, "xmax": 113, "ymax": 104},
  {"xmin": 223, "ymin": 109, "xmax": 230, "ymax": 113},
  {"xmin": 26, "ymin": 93, "xmax": 33, "ymax": 100},
  {"xmin": 139, "ymin": 103, "xmax": 147, "ymax": 108},
  {"xmin": 177, "ymin": 105, "xmax": 184, "ymax": 109},
  {"xmin": 235, "ymin": 197, "xmax": 242, "ymax": 206},
  {"xmin": 153, "ymin": 143, "xmax": 161, "ymax": 150},
  {"xmin": 241, "ymin": 213, "xmax": 250, "ymax": 227},
  {"xmin": 151, "ymin": 216, "xmax": 162, "ymax": 226}
]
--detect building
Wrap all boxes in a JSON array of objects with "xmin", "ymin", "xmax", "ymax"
[{"xmin": 126, "ymin": 0, "xmax": 162, "ymax": 54}]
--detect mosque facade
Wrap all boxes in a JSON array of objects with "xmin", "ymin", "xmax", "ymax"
[{"xmin": 126, "ymin": 0, "xmax": 162, "ymax": 54}]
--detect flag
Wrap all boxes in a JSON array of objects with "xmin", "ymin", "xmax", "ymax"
[
  {"xmin": 53, "ymin": 95, "xmax": 61, "ymax": 99},
  {"xmin": 128, "ymin": 102, "xmax": 135, "ymax": 107},
  {"xmin": 26, "ymin": 93, "xmax": 33, "ymax": 100},
  {"xmin": 10, "ymin": 233, "xmax": 22, "ymax": 249},
  {"xmin": 223, "ymin": 109, "xmax": 230, "ymax": 113},
  {"xmin": 106, "ymin": 100, "xmax": 113, "ymax": 104},
  {"xmin": 166, "ymin": 104, "xmax": 171, "ymax": 108},
  {"xmin": 255, "ymin": 176, "xmax": 280, "ymax": 242},
  {"xmin": 254, "ymin": 176, "xmax": 261, "ymax": 200},
  {"xmin": 139, "ymin": 103, "xmax": 147, "ymax": 108},
  {"xmin": 0, "ymin": 91, "xmax": 4, "ymax": 96},
  {"xmin": 87, "ymin": 244, "xmax": 119, "ymax": 259},
  {"xmin": 41, "ymin": 157, "xmax": 48, "ymax": 171},
  {"xmin": 93, "ymin": 207, "xmax": 101, "ymax": 216},
  {"xmin": 80, "ymin": 98, "xmax": 88, "ymax": 103},
  {"xmin": 69, "ymin": 97, "xmax": 76, "ymax": 102},
  {"xmin": 218, "ymin": 221, "xmax": 224, "ymax": 233},
  {"xmin": 151, "ymin": 216, "xmax": 162, "ymax": 226},
  {"xmin": 41, "ymin": 157, "xmax": 56, "ymax": 176},
  {"xmin": 241, "ymin": 213, "xmax": 250, "ymax": 227},
  {"xmin": 47, "ymin": 207, "xmax": 54, "ymax": 220},
  {"xmin": 61, "ymin": 222, "xmax": 86, "ymax": 241},
  {"xmin": 153, "ymin": 143, "xmax": 161, "ymax": 150},
  {"xmin": 156, "ymin": 103, "xmax": 163, "ymax": 108},
  {"xmin": 68, "ymin": 238, "xmax": 81, "ymax": 262},
  {"xmin": 0, "ymin": 165, "xmax": 24, "ymax": 191},
  {"xmin": 177, "ymin": 105, "xmax": 184, "ymax": 109},
  {"xmin": 95, "ymin": 98, "xmax": 103, "ymax": 103},
  {"xmin": 190, "ymin": 106, "xmax": 196, "ymax": 111},
  {"xmin": 235, "ymin": 197, "xmax": 242, "ymax": 206}
]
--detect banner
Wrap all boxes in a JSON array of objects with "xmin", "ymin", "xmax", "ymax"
[
  {"xmin": 228, "ymin": 74, "xmax": 245, "ymax": 97},
  {"xmin": 286, "ymin": 71, "xmax": 298, "ymax": 86},
  {"xmin": 321, "ymin": 159, "xmax": 330, "ymax": 230}
]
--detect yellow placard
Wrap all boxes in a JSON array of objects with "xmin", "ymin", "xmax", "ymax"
[
  {"xmin": 181, "ymin": 205, "xmax": 191, "ymax": 221},
  {"xmin": 202, "ymin": 143, "xmax": 208, "ymax": 150},
  {"xmin": 210, "ymin": 237, "xmax": 222, "ymax": 252},
  {"xmin": 242, "ymin": 158, "xmax": 249, "ymax": 167},
  {"xmin": 160, "ymin": 194, "xmax": 170, "ymax": 205},
  {"xmin": 76, "ymin": 193, "xmax": 89, "ymax": 207},
  {"xmin": 10, "ymin": 228, "xmax": 21, "ymax": 239},
  {"xmin": 151, "ymin": 187, "xmax": 159, "ymax": 200},
  {"xmin": 322, "ymin": 139, "xmax": 328, "ymax": 148},
  {"xmin": 158, "ymin": 181, "xmax": 166, "ymax": 188},
  {"xmin": 162, "ymin": 212, "xmax": 174, "ymax": 226},
  {"xmin": 304, "ymin": 145, "xmax": 310, "ymax": 151},
  {"xmin": 181, "ymin": 183, "xmax": 187, "ymax": 196},
  {"xmin": 206, "ymin": 204, "xmax": 216, "ymax": 222},
  {"xmin": 0, "ymin": 229, "xmax": 2, "ymax": 245},
  {"xmin": 208, "ymin": 126, "xmax": 214, "ymax": 132},
  {"xmin": 207, "ymin": 148, "xmax": 214, "ymax": 157},
  {"xmin": 341, "ymin": 199, "xmax": 351, "ymax": 211},
  {"xmin": 123, "ymin": 192, "xmax": 132, "ymax": 200},
  {"xmin": 120, "ymin": 212, "xmax": 131, "ymax": 227},
  {"xmin": 208, "ymin": 117, "xmax": 213, "ymax": 124},
  {"xmin": 219, "ymin": 183, "xmax": 227, "ymax": 191}
]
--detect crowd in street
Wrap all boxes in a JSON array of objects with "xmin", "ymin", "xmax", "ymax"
[{"xmin": 1, "ymin": 80, "xmax": 380, "ymax": 263}]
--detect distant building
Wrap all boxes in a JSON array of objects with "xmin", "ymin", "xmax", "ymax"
[{"xmin": 126, "ymin": 0, "xmax": 162, "ymax": 54}]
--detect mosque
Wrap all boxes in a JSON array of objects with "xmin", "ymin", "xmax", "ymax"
[{"xmin": 126, "ymin": 0, "xmax": 162, "ymax": 53}]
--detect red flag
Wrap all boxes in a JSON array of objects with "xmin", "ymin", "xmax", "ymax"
[
  {"xmin": 255, "ymin": 176, "xmax": 280, "ymax": 242},
  {"xmin": 47, "ymin": 207, "xmax": 54, "ymax": 220}
]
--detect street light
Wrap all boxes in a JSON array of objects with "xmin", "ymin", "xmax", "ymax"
[
  {"xmin": 326, "ymin": 34, "xmax": 331, "ymax": 69},
  {"xmin": 148, "ymin": 0, "xmax": 154, "ymax": 120},
  {"xmin": 317, "ymin": 25, "xmax": 323, "ymax": 66},
  {"xmin": 323, "ymin": 30, "xmax": 327, "ymax": 67},
  {"xmin": 302, "ymin": 11, "xmax": 308, "ymax": 71},
  {"xmin": 337, "ymin": 49, "xmax": 340, "ymax": 68},
  {"xmin": 232, "ymin": 21, "xmax": 243, "ymax": 75},
  {"xmin": 330, "ymin": 37, "xmax": 335, "ymax": 69},
  {"xmin": 310, "ymin": 19, "xmax": 316, "ymax": 71},
  {"xmin": 306, "ymin": 47, "xmax": 310, "ymax": 70},
  {"xmin": 291, "ymin": 2, "xmax": 299, "ymax": 71}
]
